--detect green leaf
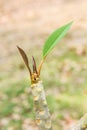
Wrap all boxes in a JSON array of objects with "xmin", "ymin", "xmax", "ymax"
[{"xmin": 43, "ymin": 21, "xmax": 73, "ymax": 58}]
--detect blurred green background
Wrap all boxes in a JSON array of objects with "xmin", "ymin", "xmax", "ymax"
[{"xmin": 0, "ymin": 0, "xmax": 87, "ymax": 130}]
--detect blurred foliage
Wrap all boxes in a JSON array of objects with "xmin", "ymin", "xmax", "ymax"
[{"xmin": 0, "ymin": 0, "xmax": 87, "ymax": 129}]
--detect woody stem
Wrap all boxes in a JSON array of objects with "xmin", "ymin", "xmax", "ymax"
[{"xmin": 31, "ymin": 80, "xmax": 52, "ymax": 130}]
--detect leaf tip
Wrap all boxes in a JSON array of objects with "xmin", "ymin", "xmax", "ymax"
[
  {"xmin": 68, "ymin": 21, "xmax": 73, "ymax": 27},
  {"xmin": 16, "ymin": 45, "xmax": 21, "ymax": 51}
]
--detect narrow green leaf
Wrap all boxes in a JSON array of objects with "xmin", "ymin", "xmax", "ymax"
[{"xmin": 43, "ymin": 21, "xmax": 73, "ymax": 58}]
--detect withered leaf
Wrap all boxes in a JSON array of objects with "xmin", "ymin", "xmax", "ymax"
[{"xmin": 17, "ymin": 46, "xmax": 32, "ymax": 76}]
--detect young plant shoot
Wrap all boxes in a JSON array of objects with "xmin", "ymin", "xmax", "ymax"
[{"xmin": 17, "ymin": 22, "xmax": 72, "ymax": 130}]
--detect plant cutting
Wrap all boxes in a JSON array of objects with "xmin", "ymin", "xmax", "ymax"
[{"xmin": 17, "ymin": 22, "xmax": 72, "ymax": 130}]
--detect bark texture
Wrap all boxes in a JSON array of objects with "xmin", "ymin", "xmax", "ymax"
[
  {"xmin": 71, "ymin": 114, "xmax": 87, "ymax": 130},
  {"xmin": 31, "ymin": 81, "xmax": 52, "ymax": 130}
]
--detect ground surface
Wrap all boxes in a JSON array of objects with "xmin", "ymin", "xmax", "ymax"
[{"xmin": 0, "ymin": 0, "xmax": 87, "ymax": 130}]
